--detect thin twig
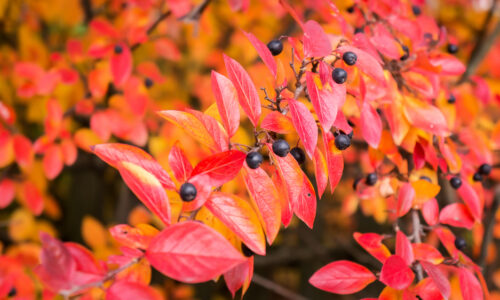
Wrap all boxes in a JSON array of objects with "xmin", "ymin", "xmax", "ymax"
[
  {"xmin": 411, "ymin": 210, "xmax": 424, "ymax": 281},
  {"xmin": 478, "ymin": 187, "xmax": 500, "ymax": 270},
  {"xmin": 131, "ymin": 10, "xmax": 172, "ymax": 50},
  {"xmin": 252, "ymin": 274, "xmax": 309, "ymax": 300}
]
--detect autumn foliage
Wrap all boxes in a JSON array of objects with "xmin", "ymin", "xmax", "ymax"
[{"xmin": 1, "ymin": 0, "xmax": 500, "ymax": 299}]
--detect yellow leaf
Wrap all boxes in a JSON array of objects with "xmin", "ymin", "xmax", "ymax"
[
  {"xmin": 411, "ymin": 179, "xmax": 441, "ymax": 207},
  {"xmin": 82, "ymin": 216, "xmax": 108, "ymax": 249}
]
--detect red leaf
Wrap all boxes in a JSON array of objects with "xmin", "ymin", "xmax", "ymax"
[
  {"xmin": 413, "ymin": 142, "xmax": 425, "ymax": 170},
  {"xmin": 146, "ymin": 221, "xmax": 245, "ymax": 283},
  {"xmin": 439, "ymin": 203, "xmax": 474, "ymax": 229},
  {"xmin": 118, "ymin": 161, "xmax": 171, "ymax": 225},
  {"xmin": 13, "ymin": 134, "xmax": 33, "ymax": 168},
  {"xmin": 395, "ymin": 231, "xmax": 414, "ymax": 266},
  {"xmin": 360, "ymin": 101, "xmax": 382, "ymax": 148},
  {"xmin": 243, "ymin": 32, "xmax": 277, "ymax": 77},
  {"xmin": 188, "ymin": 109, "xmax": 229, "ymax": 152},
  {"xmin": 272, "ymin": 168, "xmax": 293, "ymax": 227},
  {"xmin": 168, "ymin": 142, "xmax": 193, "ymax": 183},
  {"xmin": 43, "ymin": 144, "xmax": 63, "ymax": 180},
  {"xmin": 242, "ymin": 165, "xmax": 281, "ymax": 245},
  {"xmin": 429, "ymin": 54, "xmax": 466, "ymax": 76},
  {"xmin": 211, "ymin": 71, "xmax": 240, "ymax": 137},
  {"xmin": 224, "ymin": 257, "xmax": 253, "ymax": 298},
  {"xmin": 337, "ymin": 46, "xmax": 385, "ymax": 84},
  {"xmin": 92, "ymin": 143, "xmax": 175, "ymax": 190},
  {"xmin": 353, "ymin": 232, "xmax": 391, "ymax": 263},
  {"xmin": 270, "ymin": 149, "xmax": 316, "ymax": 228},
  {"xmin": 223, "ymin": 54, "xmax": 261, "ymax": 127},
  {"xmin": 458, "ymin": 181, "xmax": 483, "ymax": 220},
  {"xmin": 421, "ymin": 198, "xmax": 439, "ymax": 226},
  {"xmin": 403, "ymin": 98, "xmax": 449, "ymax": 137},
  {"xmin": 0, "ymin": 179, "xmax": 15, "ymax": 209},
  {"xmin": 181, "ymin": 174, "xmax": 213, "ymax": 211},
  {"xmin": 324, "ymin": 132, "xmax": 344, "ymax": 193},
  {"xmin": 420, "ymin": 262, "xmax": 450, "ymax": 299},
  {"xmin": 312, "ymin": 148, "xmax": 328, "ymax": 198},
  {"xmin": 261, "ymin": 111, "xmax": 294, "ymax": 134},
  {"xmin": 205, "ymin": 192, "xmax": 266, "ymax": 255},
  {"xmin": 23, "ymin": 182, "xmax": 44, "ymax": 216},
  {"xmin": 397, "ymin": 183, "xmax": 415, "ymax": 217},
  {"xmin": 309, "ymin": 260, "xmax": 376, "ymax": 294},
  {"xmin": 380, "ymin": 255, "xmax": 415, "ymax": 290},
  {"xmin": 110, "ymin": 43, "xmax": 132, "ymax": 87},
  {"xmin": 412, "ymin": 243, "xmax": 444, "ymax": 264},
  {"xmin": 369, "ymin": 24, "xmax": 401, "ymax": 60},
  {"xmin": 107, "ymin": 281, "xmax": 160, "ymax": 300},
  {"xmin": 458, "ymin": 267, "xmax": 483, "ymax": 300},
  {"xmin": 190, "ymin": 150, "xmax": 245, "ymax": 187},
  {"xmin": 35, "ymin": 233, "xmax": 76, "ymax": 291},
  {"xmin": 303, "ymin": 20, "xmax": 332, "ymax": 58},
  {"xmin": 288, "ymin": 99, "xmax": 317, "ymax": 159},
  {"xmin": 306, "ymin": 72, "xmax": 337, "ymax": 132}
]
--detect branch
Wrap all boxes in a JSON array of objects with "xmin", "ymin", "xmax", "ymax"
[
  {"xmin": 478, "ymin": 186, "xmax": 500, "ymax": 270},
  {"xmin": 80, "ymin": 0, "xmax": 93, "ymax": 24},
  {"xmin": 411, "ymin": 210, "xmax": 424, "ymax": 281},
  {"xmin": 130, "ymin": 10, "xmax": 172, "ymax": 51},
  {"xmin": 458, "ymin": 1, "xmax": 500, "ymax": 84},
  {"xmin": 252, "ymin": 274, "xmax": 309, "ymax": 300},
  {"xmin": 179, "ymin": 0, "xmax": 212, "ymax": 23}
]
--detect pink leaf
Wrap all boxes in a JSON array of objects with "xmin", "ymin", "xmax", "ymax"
[
  {"xmin": 43, "ymin": 145, "xmax": 63, "ymax": 180},
  {"xmin": 422, "ymin": 198, "xmax": 439, "ymax": 226},
  {"xmin": 396, "ymin": 231, "xmax": 414, "ymax": 266},
  {"xmin": 379, "ymin": 255, "xmax": 415, "ymax": 290},
  {"xmin": 312, "ymin": 148, "xmax": 328, "ymax": 198},
  {"xmin": 224, "ymin": 258, "xmax": 253, "ymax": 298},
  {"xmin": 429, "ymin": 54, "xmax": 466, "ymax": 76},
  {"xmin": 107, "ymin": 281, "xmax": 160, "ymax": 300},
  {"xmin": 439, "ymin": 203, "xmax": 474, "ymax": 229},
  {"xmin": 458, "ymin": 267, "xmax": 483, "ymax": 300},
  {"xmin": 0, "ymin": 179, "xmax": 15, "ymax": 209},
  {"xmin": 420, "ymin": 262, "xmax": 451, "ymax": 299},
  {"xmin": 403, "ymin": 98, "xmax": 449, "ymax": 137},
  {"xmin": 168, "ymin": 142, "xmax": 193, "ymax": 183},
  {"xmin": 306, "ymin": 72, "xmax": 337, "ymax": 132},
  {"xmin": 303, "ymin": 20, "xmax": 332, "ymax": 58},
  {"xmin": 397, "ymin": 183, "xmax": 415, "ymax": 217},
  {"xmin": 146, "ymin": 221, "xmax": 245, "ymax": 283},
  {"xmin": 457, "ymin": 181, "xmax": 483, "ymax": 220},
  {"xmin": 211, "ymin": 71, "xmax": 240, "ymax": 137},
  {"xmin": 110, "ymin": 43, "xmax": 132, "ymax": 87},
  {"xmin": 324, "ymin": 132, "xmax": 344, "ymax": 193},
  {"xmin": 243, "ymin": 32, "xmax": 277, "ymax": 77},
  {"xmin": 223, "ymin": 54, "xmax": 261, "ymax": 127},
  {"xmin": 288, "ymin": 98, "xmax": 318, "ymax": 159},
  {"xmin": 309, "ymin": 260, "xmax": 376, "ymax": 294},
  {"xmin": 360, "ymin": 102, "xmax": 382, "ymax": 148},
  {"xmin": 337, "ymin": 46, "xmax": 385, "ymax": 84}
]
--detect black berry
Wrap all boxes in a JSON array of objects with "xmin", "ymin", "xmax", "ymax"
[
  {"xmin": 246, "ymin": 151, "xmax": 263, "ymax": 169},
  {"xmin": 290, "ymin": 147, "xmax": 306, "ymax": 164},
  {"xmin": 114, "ymin": 44, "xmax": 123, "ymax": 54},
  {"xmin": 400, "ymin": 45, "xmax": 410, "ymax": 61},
  {"xmin": 473, "ymin": 172, "xmax": 483, "ymax": 182},
  {"xmin": 8, "ymin": 287, "xmax": 16, "ymax": 297},
  {"xmin": 478, "ymin": 163, "xmax": 492, "ymax": 176},
  {"xmin": 347, "ymin": 5, "xmax": 355, "ymax": 13},
  {"xmin": 241, "ymin": 243, "xmax": 254, "ymax": 257},
  {"xmin": 447, "ymin": 94, "xmax": 456, "ymax": 104},
  {"xmin": 347, "ymin": 119, "xmax": 355, "ymax": 127},
  {"xmin": 419, "ymin": 176, "xmax": 432, "ymax": 183},
  {"xmin": 272, "ymin": 139, "xmax": 290, "ymax": 157},
  {"xmin": 354, "ymin": 27, "xmax": 364, "ymax": 34},
  {"xmin": 335, "ymin": 133, "xmax": 351, "ymax": 150},
  {"xmin": 144, "ymin": 77, "xmax": 154, "ymax": 88},
  {"xmin": 332, "ymin": 68, "xmax": 348, "ymax": 84},
  {"xmin": 449, "ymin": 176, "xmax": 462, "ymax": 189},
  {"xmin": 447, "ymin": 43, "xmax": 458, "ymax": 54},
  {"xmin": 366, "ymin": 172, "xmax": 378, "ymax": 186},
  {"xmin": 342, "ymin": 51, "xmax": 357, "ymax": 65},
  {"xmin": 455, "ymin": 236, "xmax": 467, "ymax": 251},
  {"xmin": 412, "ymin": 5, "xmax": 421, "ymax": 16},
  {"xmin": 267, "ymin": 39, "xmax": 283, "ymax": 56},
  {"xmin": 179, "ymin": 182, "xmax": 197, "ymax": 202}
]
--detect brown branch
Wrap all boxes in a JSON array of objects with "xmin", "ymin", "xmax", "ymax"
[
  {"xmin": 411, "ymin": 210, "xmax": 424, "ymax": 281},
  {"xmin": 458, "ymin": 1, "xmax": 500, "ymax": 84},
  {"xmin": 252, "ymin": 274, "xmax": 309, "ymax": 300},
  {"xmin": 131, "ymin": 10, "xmax": 172, "ymax": 51},
  {"xmin": 179, "ymin": 0, "xmax": 212, "ymax": 23},
  {"xmin": 478, "ymin": 186, "xmax": 500, "ymax": 270},
  {"xmin": 80, "ymin": 0, "xmax": 93, "ymax": 24}
]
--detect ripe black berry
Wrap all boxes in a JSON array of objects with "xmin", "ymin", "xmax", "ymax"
[
  {"xmin": 473, "ymin": 172, "xmax": 482, "ymax": 182},
  {"xmin": 332, "ymin": 68, "xmax": 348, "ymax": 84},
  {"xmin": 447, "ymin": 94, "xmax": 456, "ymax": 104},
  {"xmin": 246, "ymin": 151, "xmax": 263, "ymax": 169},
  {"xmin": 478, "ymin": 163, "xmax": 492, "ymax": 176},
  {"xmin": 455, "ymin": 236, "xmax": 467, "ymax": 251},
  {"xmin": 267, "ymin": 39, "xmax": 283, "ymax": 56},
  {"xmin": 419, "ymin": 176, "xmax": 432, "ymax": 183},
  {"xmin": 290, "ymin": 147, "xmax": 306, "ymax": 164},
  {"xmin": 400, "ymin": 45, "xmax": 410, "ymax": 61},
  {"xmin": 449, "ymin": 176, "xmax": 462, "ymax": 189},
  {"xmin": 354, "ymin": 27, "xmax": 364, "ymax": 34},
  {"xmin": 366, "ymin": 172, "xmax": 378, "ymax": 186},
  {"xmin": 180, "ymin": 182, "xmax": 197, "ymax": 202},
  {"xmin": 412, "ymin": 5, "xmax": 421, "ymax": 16},
  {"xmin": 8, "ymin": 287, "xmax": 16, "ymax": 297},
  {"xmin": 347, "ymin": 5, "xmax": 355, "ymax": 13},
  {"xmin": 114, "ymin": 44, "xmax": 123, "ymax": 54},
  {"xmin": 241, "ymin": 243, "xmax": 254, "ymax": 257},
  {"xmin": 447, "ymin": 43, "xmax": 458, "ymax": 54},
  {"xmin": 272, "ymin": 139, "xmax": 290, "ymax": 157},
  {"xmin": 342, "ymin": 51, "xmax": 357, "ymax": 66},
  {"xmin": 335, "ymin": 133, "xmax": 351, "ymax": 150},
  {"xmin": 144, "ymin": 77, "xmax": 154, "ymax": 88}
]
